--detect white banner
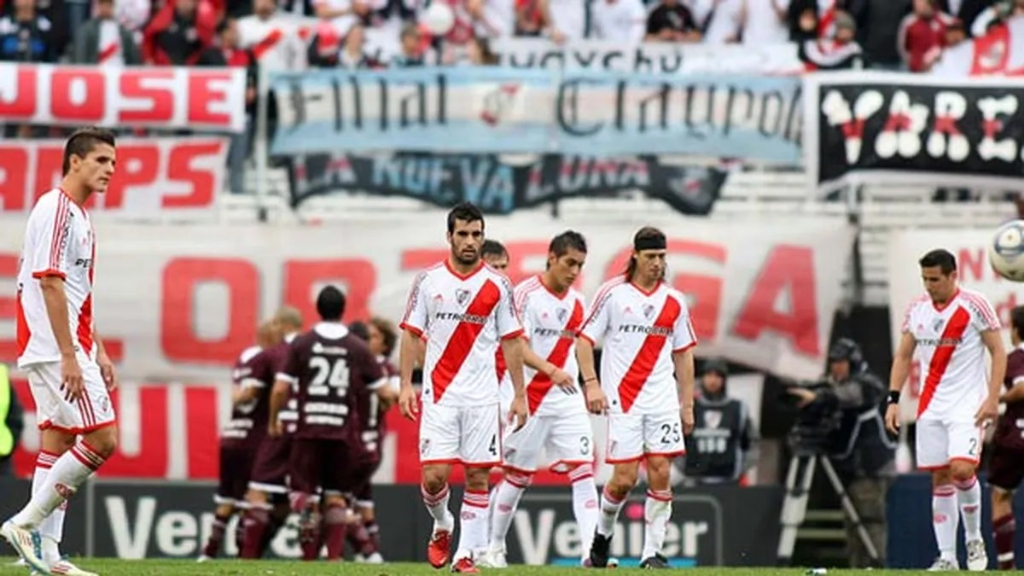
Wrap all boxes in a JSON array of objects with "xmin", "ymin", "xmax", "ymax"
[
  {"xmin": 0, "ymin": 215, "xmax": 853, "ymax": 382},
  {"xmin": 491, "ymin": 37, "xmax": 804, "ymax": 75},
  {"xmin": 0, "ymin": 137, "xmax": 228, "ymax": 217},
  {"xmin": 887, "ymin": 228, "xmax": 1021, "ymax": 422},
  {"xmin": 0, "ymin": 64, "xmax": 247, "ymax": 133}
]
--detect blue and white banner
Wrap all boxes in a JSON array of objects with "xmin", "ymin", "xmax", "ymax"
[{"xmin": 268, "ymin": 67, "xmax": 803, "ymax": 164}]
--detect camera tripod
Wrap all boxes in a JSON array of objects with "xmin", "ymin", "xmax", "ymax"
[{"xmin": 776, "ymin": 452, "xmax": 881, "ymax": 567}]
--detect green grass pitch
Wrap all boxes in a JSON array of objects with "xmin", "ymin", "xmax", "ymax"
[{"xmin": 0, "ymin": 558, "xmax": 960, "ymax": 575}]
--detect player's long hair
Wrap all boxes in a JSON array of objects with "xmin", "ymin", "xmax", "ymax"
[{"xmin": 624, "ymin": 226, "xmax": 667, "ymax": 282}]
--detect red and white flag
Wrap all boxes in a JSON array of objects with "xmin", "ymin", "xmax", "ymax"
[{"xmin": 931, "ymin": 15, "xmax": 1024, "ymax": 77}]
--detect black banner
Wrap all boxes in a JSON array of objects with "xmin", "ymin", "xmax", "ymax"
[
  {"xmin": 288, "ymin": 153, "xmax": 727, "ymax": 216},
  {"xmin": 806, "ymin": 72, "xmax": 1024, "ymax": 190}
]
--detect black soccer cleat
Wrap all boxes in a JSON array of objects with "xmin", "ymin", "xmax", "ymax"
[
  {"xmin": 588, "ymin": 531, "xmax": 612, "ymax": 568},
  {"xmin": 639, "ymin": 553, "xmax": 670, "ymax": 569}
]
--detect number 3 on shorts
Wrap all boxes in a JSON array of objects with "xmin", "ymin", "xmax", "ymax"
[{"xmin": 660, "ymin": 422, "xmax": 681, "ymax": 444}]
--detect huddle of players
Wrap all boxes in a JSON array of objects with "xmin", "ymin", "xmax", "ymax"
[
  {"xmin": 396, "ymin": 203, "xmax": 698, "ymax": 572},
  {"xmin": 199, "ymin": 292, "xmax": 399, "ymax": 562}
]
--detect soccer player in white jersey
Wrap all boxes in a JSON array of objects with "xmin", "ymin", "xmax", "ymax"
[
  {"xmin": 578, "ymin": 226, "xmax": 697, "ymax": 570},
  {"xmin": 480, "ymin": 231, "xmax": 599, "ymax": 569},
  {"xmin": 2, "ymin": 128, "xmax": 120, "ymax": 576},
  {"xmin": 886, "ymin": 249, "xmax": 1004, "ymax": 572},
  {"xmin": 398, "ymin": 202, "xmax": 529, "ymax": 574}
]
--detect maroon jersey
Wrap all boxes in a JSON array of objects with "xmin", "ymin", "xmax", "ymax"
[
  {"xmin": 280, "ymin": 323, "xmax": 386, "ymax": 441},
  {"xmin": 351, "ymin": 357, "xmax": 397, "ymax": 461},
  {"xmin": 994, "ymin": 347, "xmax": 1024, "ymax": 451},
  {"xmin": 221, "ymin": 342, "xmax": 288, "ymax": 450}
]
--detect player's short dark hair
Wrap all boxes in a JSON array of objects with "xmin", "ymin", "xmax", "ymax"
[
  {"xmin": 919, "ymin": 249, "xmax": 957, "ymax": 275},
  {"xmin": 349, "ymin": 320, "xmax": 370, "ymax": 341},
  {"xmin": 481, "ymin": 240, "xmax": 507, "ymax": 259},
  {"xmin": 316, "ymin": 285, "xmax": 346, "ymax": 321},
  {"xmin": 549, "ymin": 230, "xmax": 587, "ymax": 257},
  {"xmin": 370, "ymin": 316, "xmax": 398, "ymax": 356},
  {"xmin": 1012, "ymin": 306, "xmax": 1024, "ymax": 342},
  {"xmin": 624, "ymin": 226, "xmax": 667, "ymax": 278},
  {"xmin": 447, "ymin": 202, "xmax": 484, "ymax": 233},
  {"xmin": 216, "ymin": 17, "xmax": 234, "ymax": 35},
  {"xmin": 63, "ymin": 127, "xmax": 116, "ymax": 176}
]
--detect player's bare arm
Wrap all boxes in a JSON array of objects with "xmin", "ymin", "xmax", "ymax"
[
  {"xmin": 978, "ymin": 329, "xmax": 1007, "ymax": 427},
  {"xmin": 673, "ymin": 346, "xmax": 696, "ymax": 435},
  {"xmin": 521, "ymin": 339, "xmax": 575, "ymax": 392},
  {"xmin": 398, "ymin": 328, "xmax": 421, "ymax": 420},
  {"xmin": 886, "ymin": 331, "xmax": 917, "ymax": 435},
  {"xmin": 93, "ymin": 329, "xmax": 119, "ymax": 391},
  {"xmin": 576, "ymin": 336, "xmax": 607, "ymax": 413},
  {"xmin": 39, "ymin": 274, "xmax": 84, "ymax": 402},
  {"xmin": 501, "ymin": 336, "xmax": 529, "ymax": 431},
  {"xmin": 267, "ymin": 378, "xmax": 290, "ymax": 436}
]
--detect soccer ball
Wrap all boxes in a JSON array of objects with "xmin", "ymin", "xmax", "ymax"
[
  {"xmin": 420, "ymin": 2, "xmax": 455, "ymax": 36},
  {"xmin": 989, "ymin": 220, "xmax": 1024, "ymax": 281}
]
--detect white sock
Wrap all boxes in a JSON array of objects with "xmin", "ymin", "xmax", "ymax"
[
  {"xmin": 454, "ymin": 489, "xmax": 489, "ymax": 561},
  {"xmin": 642, "ymin": 489, "xmax": 672, "ymax": 560},
  {"xmin": 569, "ymin": 464, "xmax": 598, "ymax": 561},
  {"xmin": 933, "ymin": 484, "xmax": 959, "ymax": 561},
  {"xmin": 596, "ymin": 486, "xmax": 625, "ymax": 537},
  {"xmin": 32, "ymin": 451, "xmax": 67, "ymax": 564},
  {"xmin": 12, "ymin": 442, "xmax": 103, "ymax": 529},
  {"xmin": 420, "ymin": 484, "xmax": 453, "ymax": 532},
  {"xmin": 955, "ymin": 475, "xmax": 983, "ymax": 541},
  {"xmin": 489, "ymin": 472, "xmax": 530, "ymax": 550}
]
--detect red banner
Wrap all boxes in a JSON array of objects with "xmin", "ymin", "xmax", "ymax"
[
  {"xmin": 0, "ymin": 138, "xmax": 227, "ymax": 215},
  {"xmin": 0, "ymin": 64, "xmax": 246, "ymax": 132}
]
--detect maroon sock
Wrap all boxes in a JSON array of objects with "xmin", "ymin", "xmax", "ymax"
[
  {"xmin": 365, "ymin": 520, "xmax": 380, "ymax": 554},
  {"xmin": 240, "ymin": 507, "xmax": 270, "ymax": 559},
  {"xmin": 323, "ymin": 503, "xmax": 348, "ymax": 560},
  {"xmin": 346, "ymin": 520, "xmax": 374, "ymax": 556},
  {"xmin": 994, "ymin": 514, "xmax": 1016, "ymax": 570},
  {"xmin": 298, "ymin": 511, "xmax": 322, "ymax": 561},
  {"xmin": 201, "ymin": 512, "xmax": 231, "ymax": 558}
]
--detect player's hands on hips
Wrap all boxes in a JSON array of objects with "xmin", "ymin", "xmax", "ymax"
[
  {"xmin": 398, "ymin": 386, "xmax": 419, "ymax": 420},
  {"xmin": 681, "ymin": 405, "xmax": 695, "ymax": 435},
  {"xmin": 549, "ymin": 368, "xmax": 576, "ymax": 394},
  {"xmin": 97, "ymin": 351, "xmax": 118, "ymax": 392},
  {"xmin": 268, "ymin": 419, "xmax": 283, "ymax": 437},
  {"xmin": 508, "ymin": 394, "xmax": 528, "ymax": 432},
  {"xmin": 60, "ymin": 352, "xmax": 84, "ymax": 402},
  {"xmin": 584, "ymin": 382, "xmax": 607, "ymax": 414},
  {"xmin": 975, "ymin": 394, "xmax": 1000, "ymax": 428},
  {"xmin": 884, "ymin": 403, "xmax": 900, "ymax": 436}
]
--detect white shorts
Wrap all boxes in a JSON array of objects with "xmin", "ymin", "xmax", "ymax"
[
  {"xmin": 502, "ymin": 411, "xmax": 593, "ymax": 473},
  {"xmin": 605, "ymin": 410, "xmax": 686, "ymax": 464},
  {"xmin": 916, "ymin": 418, "xmax": 983, "ymax": 469},
  {"xmin": 419, "ymin": 402, "xmax": 501, "ymax": 467},
  {"xmin": 25, "ymin": 358, "xmax": 116, "ymax": 434}
]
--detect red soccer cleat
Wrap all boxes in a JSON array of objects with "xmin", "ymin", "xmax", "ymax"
[
  {"xmin": 450, "ymin": 557, "xmax": 479, "ymax": 573},
  {"xmin": 427, "ymin": 529, "xmax": 451, "ymax": 569}
]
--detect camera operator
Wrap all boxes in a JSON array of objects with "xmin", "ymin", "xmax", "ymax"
[
  {"xmin": 786, "ymin": 338, "xmax": 895, "ymax": 568},
  {"xmin": 682, "ymin": 359, "xmax": 758, "ymax": 486}
]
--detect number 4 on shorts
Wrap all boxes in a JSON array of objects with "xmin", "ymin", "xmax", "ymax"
[{"xmin": 489, "ymin": 434, "xmax": 498, "ymax": 456}]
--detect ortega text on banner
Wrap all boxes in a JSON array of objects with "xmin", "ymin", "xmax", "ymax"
[
  {"xmin": 0, "ymin": 216, "xmax": 852, "ymax": 383},
  {"xmin": 0, "ymin": 138, "xmax": 228, "ymax": 216},
  {"xmin": 269, "ymin": 67, "xmax": 803, "ymax": 163},
  {"xmin": 0, "ymin": 64, "xmax": 247, "ymax": 133},
  {"xmin": 288, "ymin": 152, "xmax": 727, "ymax": 216},
  {"xmin": 803, "ymin": 70, "xmax": 1024, "ymax": 192}
]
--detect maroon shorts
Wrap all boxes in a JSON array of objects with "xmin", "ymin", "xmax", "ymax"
[
  {"xmin": 216, "ymin": 445, "xmax": 255, "ymax": 505},
  {"xmin": 288, "ymin": 438, "xmax": 358, "ymax": 495},
  {"xmin": 248, "ymin": 435, "xmax": 292, "ymax": 495},
  {"xmin": 348, "ymin": 455, "xmax": 382, "ymax": 504},
  {"xmin": 988, "ymin": 444, "xmax": 1024, "ymax": 491}
]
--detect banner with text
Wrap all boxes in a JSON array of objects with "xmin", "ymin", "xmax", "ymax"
[
  {"xmin": 289, "ymin": 152, "xmax": 727, "ymax": 215},
  {"xmin": 0, "ymin": 137, "xmax": 228, "ymax": 216},
  {"xmin": 887, "ymin": 228, "xmax": 1023, "ymax": 423},
  {"xmin": 491, "ymin": 37, "xmax": 804, "ymax": 75},
  {"xmin": 804, "ymin": 71, "xmax": 1024, "ymax": 192},
  {"xmin": 0, "ymin": 216, "xmax": 853, "ymax": 384},
  {"xmin": 269, "ymin": 67, "xmax": 802, "ymax": 163},
  {"xmin": 0, "ymin": 63, "xmax": 247, "ymax": 133}
]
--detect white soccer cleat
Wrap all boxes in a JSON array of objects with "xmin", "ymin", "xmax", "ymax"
[
  {"xmin": 928, "ymin": 556, "xmax": 959, "ymax": 571},
  {"xmin": 475, "ymin": 546, "xmax": 508, "ymax": 568},
  {"xmin": 46, "ymin": 558, "xmax": 99, "ymax": 576},
  {"xmin": 966, "ymin": 539, "xmax": 988, "ymax": 571},
  {"xmin": 1, "ymin": 521, "xmax": 50, "ymax": 575},
  {"xmin": 354, "ymin": 552, "xmax": 384, "ymax": 564},
  {"xmin": 196, "ymin": 554, "xmax": 213, "ymax": 563}
]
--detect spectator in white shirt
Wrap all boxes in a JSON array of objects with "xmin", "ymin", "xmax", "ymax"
[
  {"xmin": 742, "ymin": 0, "xmax": 790, "ymax": 45},
  {"xmin": 591, "ymin": 0, "xmax": 647, "ymax": 43},
  {"xmin": 237, "ymin": 0, "xmax": 309, "ymax": 70},
  {"xmin": 468, "ymin": 0, "xmax": 516, "ymax": 38},
  {"xmin": 540, "ymin": 0, "xmax": 587, "ymax": 42},
  {"xmin": 702, "ymin": 0, "xmax": 744, "ymax": 43},
  {"xmin": 68, "ymin": 0, "xmax": 142, "ymax": 65}
]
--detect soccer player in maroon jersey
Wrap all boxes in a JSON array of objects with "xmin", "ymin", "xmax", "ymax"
[
  {"xmin": 990, "ymin": 305, "xmax": 1024, "ymax": 570},
  {"xmin": 270, "ymin": 286, "xmax": 396, "ymax": 562},
  {"xmin": 239, "ymin": 307, "xmax": 304, "ymax": 559},
  {"xmin": 198, "ymin": 320, "xmax": 282, "ymax": 561}
]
